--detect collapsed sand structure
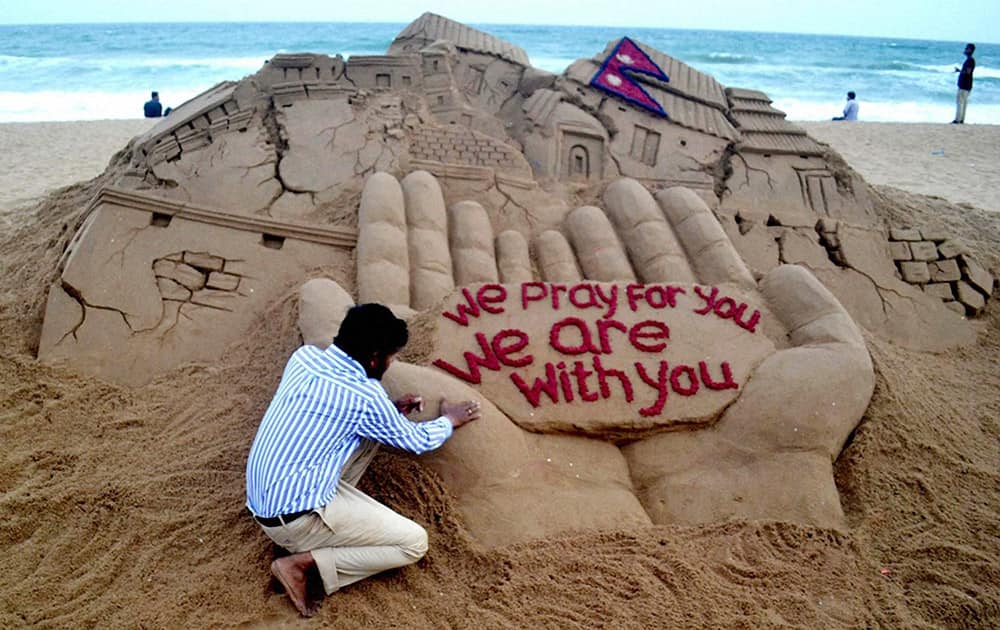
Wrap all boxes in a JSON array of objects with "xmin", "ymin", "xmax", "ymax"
[{"xmin": 35, "ymin": 14, "xmax": 993, "ymax": 547}]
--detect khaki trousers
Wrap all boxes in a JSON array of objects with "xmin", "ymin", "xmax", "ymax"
[
  {"xmin": 956, "ymin": 89, "xmax": 970, "ymax": 123},
  {"xmin": 258, "ymin": 441, "xmax": 428, "ymax": 594}
]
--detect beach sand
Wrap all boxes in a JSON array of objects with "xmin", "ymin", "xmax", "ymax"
[
  {"xmin": 0, "ymin": 119, "xmax": 157, "ymax": 215},
  {"xmin": 799, "ymin": 121, "xmax": 1000, "ymax": 213},
  {"xmin": 0, "ymin": 119, "xmax": 997, "ymax": 627}
]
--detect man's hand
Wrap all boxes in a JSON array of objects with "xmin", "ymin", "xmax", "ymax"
[
  {"xmin": 394, "ymin": 394, "xmax": 424, "ymax": 415},
  {"xmin": 440, "ymin": 398, "xmax": 481, "ymax": 428}
]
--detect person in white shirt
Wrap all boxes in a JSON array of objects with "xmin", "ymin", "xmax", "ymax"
[
  {"xmin": 833, "ymin": 91, "xmax": 859, "ymax": 121},
  {"xmin": 246, "ymin": 303, "xmax": 481, "ymax": 617}
]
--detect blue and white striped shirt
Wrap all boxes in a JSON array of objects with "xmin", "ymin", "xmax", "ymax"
[{"xmin": 246, "ymin": 344, "xmax": 453, "ymax": 518}]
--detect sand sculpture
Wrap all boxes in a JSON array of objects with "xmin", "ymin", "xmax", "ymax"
[{"xmin": 34, "ymin": 14, "xmax": 993, "ymax": 546}]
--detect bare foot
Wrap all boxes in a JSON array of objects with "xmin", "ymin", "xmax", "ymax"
[{"xmin": 270, "ymin": 552, "xmax": 319, "ymax": 617}]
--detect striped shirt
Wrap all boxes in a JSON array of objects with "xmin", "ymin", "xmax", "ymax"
[{"xmin": 246, "ymin": 343, "xmax": 453, "ymax": 518}]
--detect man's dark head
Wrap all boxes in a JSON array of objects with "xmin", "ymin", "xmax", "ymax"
[
  {"xmin": 151, "ymin": 91, "xmax": 159, "ymax": 100},
  {"xmin": 965, "ymin": 44, "xmax": 975, "ymax": 55},
  {"xmin": 847, "ymin": 91, "xmax": 856, "ymax": 100},
  {"xmin": 334, "ymin": 303, "xmax": 408, "ymax": 379}
]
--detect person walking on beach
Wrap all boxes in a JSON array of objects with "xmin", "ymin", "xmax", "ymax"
[
  {"xmin": 832, "ymin": 91, "xmax": 859, "ymax": 121},
  {"xmin": 143, "ymin": 91, "xmax": 163, "ymax": 118},
  {"xmin": 952, "ymin": 43, "xmax": 976, "ymax": 124},
  {"xmin": 245, "ymin": 303, "xmax": 481, "ymax": 617}
]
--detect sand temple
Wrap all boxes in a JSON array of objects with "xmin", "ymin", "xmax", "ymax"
[{"xmin": 35, "ymin": 14, "xmax": 994, "ymax": 548}]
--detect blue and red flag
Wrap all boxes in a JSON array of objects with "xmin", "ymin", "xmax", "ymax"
[{"xmin": 590, "ymin": 37, "xmax": 670, "ymax": 117}]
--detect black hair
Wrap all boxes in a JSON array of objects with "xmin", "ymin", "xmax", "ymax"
[
  {"xmin": 847, "ymin": 91, "xmax": 856, "ymax": 99},
  {"xmin": 966, "ymin": 43, "xmax": 976, "ymax": 53},
  {"xmin": 334, "ymin": 303, "xmax": 408, "ymax": 365},
  {"xmin": 151, "ymin": 91, "xmax": 159, "ymax": 98}
]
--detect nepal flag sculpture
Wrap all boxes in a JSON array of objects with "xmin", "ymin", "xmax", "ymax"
[{"xmin": 590, "ymin": 36, "xmax": 670, "ymax": 117}]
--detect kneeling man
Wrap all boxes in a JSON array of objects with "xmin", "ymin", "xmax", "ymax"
[{"xmin": 246, "ymin": 303, "xmax": 480, "ymax": 616}]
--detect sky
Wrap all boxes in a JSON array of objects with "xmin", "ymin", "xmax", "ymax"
[{"xmin": 0, "ymin": 0, "xmax": 997, "ymax": 44}]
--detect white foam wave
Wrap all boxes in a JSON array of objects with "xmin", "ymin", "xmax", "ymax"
[
  {"xmin": 918, "ymin": 63, "xmax": 962, "ymax": 73},
  {"xmin": 0, "ymin": 54, "xmax": 78, "ymax": 69},
  {"xmin": 139, "ymin": 56, "xmax": 270, "ymax": 70},
  {"xmin": 0, "ymin": 53, "xmax": 267, "ymax": 73},
  {"xmin": 0, "ymin": 89, "xmax": 206, "ymax": 122},
  {"xmin": 775, "ymin": 97, "xmax": 1000, "ymax": 125},
  {"xmin": 918, "ymin": 63, "xmax": 1000, "ymax": 79},
  {"xmin": 3, "ymin": 89, "xmax": 1000, "ymax": 125},
  {"xmin": 706, "ymin": 52, "xmax": 755, "ymax": 61},
  {"xmin": 528, "ymin": 56, "xmax": 577, "ymax": 74}
]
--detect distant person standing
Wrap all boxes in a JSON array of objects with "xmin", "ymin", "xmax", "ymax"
[
  {"xmin": 832, "ymin": 91, "xmax": 859, "ymax": 121},
  {"xmin": 952, "ymin": 43, "xmax": 976, "ymax": 124},
  {"xmin": 144, "ymin": 91, "xmax": 163, "ymax": 118}
]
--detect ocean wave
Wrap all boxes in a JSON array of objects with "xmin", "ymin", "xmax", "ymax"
[
  {"xmin": 918, "ymin": 63, "xmax": 963, "ymax": 73},
  {"xmin": 0, "ymin": 89, "xmax": 206, "ymax": 122},
  {"xmin": 871, "ymin": 61, "xmax": 924, "ymax": 72},
  {"xmin": 0, "ymin": 54, "xmax": 80, "ymax": 69},
  {"xmin": 4, "ymin": 88, "xmax": 999, "ymax": 125},
  {"xmin": 0, "ymin": 53, "xmax": 268, "ymax": 72},
  {"xmin": 136, "ymin": 56, "xmax": 271, "ymax": 70},
  {"xmin": 783, "ymin": 60, "xmax": 949, "ymax": 73},
  {"xmin": 915, "ymin": 63, "xmax": 1000, "ymax": 78},
  {"xmin": 974, "ymin": 67, "xmax": 1000, "ymax": 79},
  {"xmin": 689, "ymin": 52, "xmax": 759, "ymax": 64},
  {"xmin": 0, "ymin": 58, "xmax": 264, "ymax": 95}
]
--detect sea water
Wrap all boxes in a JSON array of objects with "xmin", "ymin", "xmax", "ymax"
[{"xmin": 0, "ymin": 21, "xmax": 996, "ymax": 124}]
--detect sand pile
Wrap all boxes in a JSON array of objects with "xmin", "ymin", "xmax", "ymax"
[{"xmin": 0, "ymin": 132, "xmax": 997, "ymax": 627}]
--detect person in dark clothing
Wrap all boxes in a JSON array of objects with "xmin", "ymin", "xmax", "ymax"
[
  {"xmin": 144, "ymin": 91, "xmax": 163, "ymax": 118},
  {"xmin": 952, "ymin": 44, "xmax": 976, "ymax": 124}
]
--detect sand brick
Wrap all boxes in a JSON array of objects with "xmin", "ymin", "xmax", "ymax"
[
  {"xmin": 956, "ymin": 281, "xmax": 986, "ymax": 313},
  {"xmin": 899, "ymin": 261, "xmax": 930, "ymax": 283},
  {"xmin": 889, "ymin": 241, "xmax": 911, "ymax": 261},
  {"xmin": 889, "ymin": 227, "xmax": 921, "ymax": 241},
  {"xmin": 929, "ymin": 259, "xmax": 961, "ymax": 282},
  {"xmin": 937, "ymin": 239, "xmax": 967, "ymax": 259},
  {"xmin": 206, "ymin": 271, "xmax": 241, "ymax": 291},
  {"xmin": 156, "ymin": 277, "xmax": 192, "ymax": 301},
  {"xmin": 183, "ymin": 252, "xmax": 225, "ymax": 271},
  {"xmin": 909, "ymin": 241, "xmax": 938, "ymax": 261},
  {"xmin": 154, "ymin": 260, "xmax": 206, "ymax": 291},
  {"xmin": 919, "ymin": 227, "xmax": 949, "ymax": 242},
  {"xmin": 960, "ymin": 256, "xmax": 995, "ymax": 296}
]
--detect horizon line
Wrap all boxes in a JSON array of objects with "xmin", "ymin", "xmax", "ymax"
[{"xmin": 0, "ymin": 19, "xmax": 993, "ymax": 46}]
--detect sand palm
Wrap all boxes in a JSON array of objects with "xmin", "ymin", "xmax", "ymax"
[{"xmin": 299, "ymin": 171, "xmax": 874, "ymax": 548}]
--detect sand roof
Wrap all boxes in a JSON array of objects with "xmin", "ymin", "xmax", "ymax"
[
  {"xmin": 390, "ymin": 12, "xmax": 530, "ymax": 65},
  {"xmin": 563, "ymin": 58, "xmax": 738, "ymax": 140},
  {"xmin": 727, "ymin": 88, "xmax": 824, "ymax": 156}
]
